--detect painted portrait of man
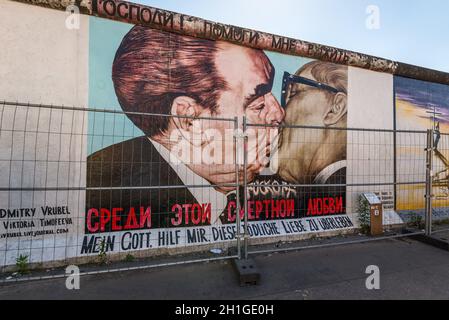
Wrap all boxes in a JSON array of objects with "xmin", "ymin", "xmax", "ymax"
[
  {"xmin": 277, "ymin": 61, "xmax": 348, "ymax": 185},
  {"xmin": 86, "ymin": 25, "xmax": 285, "ymax": 230},
  {"xmin": 263, "ymin": 61, "xmax": 349, "ymax": 218}
]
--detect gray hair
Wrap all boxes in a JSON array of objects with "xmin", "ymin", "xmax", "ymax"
[{"xmin": 296, "ymin": 61, "xmax": 348, "ymax": 94}]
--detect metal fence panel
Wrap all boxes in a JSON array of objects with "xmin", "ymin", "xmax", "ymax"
[
  {"xmin": 243, "ymin": 120, "xmax": 429, "ymax": 256},
  {"xmin": 1, "ymin": 102, "xmax": 444, "ymax": 279},
  {"xmin": 0, "ymin": 101, "xmax": 242, "ymax": 278}
]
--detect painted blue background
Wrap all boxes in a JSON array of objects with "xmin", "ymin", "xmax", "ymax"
[{"xmin": 88, "ymin": 17, "xmax": 137, "ymax": 155}]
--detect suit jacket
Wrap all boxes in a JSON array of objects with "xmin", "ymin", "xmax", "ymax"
[{"xmin": 86, "ymin": 136, "xmax": 200, "ymax": 232}]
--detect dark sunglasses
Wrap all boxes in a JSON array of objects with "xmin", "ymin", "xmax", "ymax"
[{"xmin": 281, "ymin": 71, "xmax": 343, "ymax": 108}]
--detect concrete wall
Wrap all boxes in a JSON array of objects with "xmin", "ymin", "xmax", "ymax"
[
  {"xmin": 347, "ymin": 68, "xmax": 396, "ymax": 226},
  {"xmin": 0, "ymin": 0, "xmax": 89, "ymax": 266},
  {"xmin": 0, "ymin": 0, "xmax": 444, "ymax": 268}
]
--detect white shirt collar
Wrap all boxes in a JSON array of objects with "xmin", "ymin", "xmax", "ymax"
[
  {"xmin": 149, "ymin": 138, "xmax": 227, "ymax": 225},
  {"xmin": 313, "ymin": 160, "xmax": 347, "ymax": 184}
]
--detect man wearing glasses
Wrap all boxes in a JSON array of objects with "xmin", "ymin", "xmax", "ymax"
[{"xmin": 277, "ymin": 61, "xmax": 348, "ymax": 186}]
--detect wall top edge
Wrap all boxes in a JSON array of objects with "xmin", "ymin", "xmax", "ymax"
[{"xmin": 9, "ymin": 0, "xmax": 449, "ymax": 86}]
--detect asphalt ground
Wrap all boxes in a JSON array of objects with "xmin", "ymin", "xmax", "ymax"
[{"xmin": 1, "ymin": 237, "xmax": 449, "ymax": 300}]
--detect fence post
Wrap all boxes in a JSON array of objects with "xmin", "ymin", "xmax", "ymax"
[
  {"xmin": 243, "ymin": 116, "xmax": 249, "ymax": 260},
  {"xmin": 425, "ymin": 129, "xmax": 434, "ymax": 236},
  {"xmin": 233, "ymin": 117, "xmax": 241, "ymax": 260}
]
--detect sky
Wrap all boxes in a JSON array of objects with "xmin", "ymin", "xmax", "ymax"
[{"xmin": 131, "ymin": 0, "xmax": 449, "ymax": 73}]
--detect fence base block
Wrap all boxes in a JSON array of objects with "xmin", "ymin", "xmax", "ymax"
[
  {"xmin": 403, "ymin": 229, "xmax": 449, "ymax": 251},
  {"xmin": 232, "ymin": 259, "xmax": 260, "ymax": 286}
]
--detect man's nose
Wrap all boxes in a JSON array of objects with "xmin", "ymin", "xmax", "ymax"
[{"xmin": 265, "ymin": 93, "xmax": 285, "ymax": 125}]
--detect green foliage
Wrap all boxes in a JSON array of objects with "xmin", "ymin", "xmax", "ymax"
[
  {"xmin": 433, "ymin": 218, "xmax": 449, "ymax": 226},
  {"xmin": 408, "ymin": 213, "xmax": 425, "ymax": 229},
  {"xmin": 124, "ymin": 254, "xmax": 135, "ymax": 262},
  {"xmin": 15, "ymin": 254, "xmax": 30, "ymax": 275},
  {"xmin": 357, "ymin": 195, "xmax": 371, "ymax": 235},
  {"xmin": 97, "ymin": 238, "xmax": 108, "ymax": 265}
]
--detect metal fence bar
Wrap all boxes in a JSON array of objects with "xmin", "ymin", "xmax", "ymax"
[
  {"xmin": 243, "ymin": 116, "xmax": 249, "ymax": 260},
  {"xmin": 248, "ymin": 231, "xmax": 426, "ymax": 256},
  {"xmin": 0, "ymin": 127, "xmax": 431, "ymax": 135},
  {"xmin": 248, "ymin": 181, "xmax": 426, "ymax": 188},
  {"xmin": 2, "ymin": 180, "xmax": 426, "ymax": 192},
  {"xmin": 0, "ymin": 184, "xmax": 239, "ymax": 192},
  {"xmin": 234, "ymin": 117, "xmax": 241, "ymax": 260},
  {"xmin": 246, "ymin": 122, "xmax": 428, "ymax": 134},
  {"xmin": 431, "ymin": 228, "xmax": 449, "ymax": 235},
  {"xmin": 425, "ymin": 129, "xmax": 434, "ymax": 236},
  {"xmin": 0, "ymin": 101, "xmax": 236, "ymax": 123},
  {"xmin": 0, "ymin": 255, "xmax": 239, "ymax": 285}
]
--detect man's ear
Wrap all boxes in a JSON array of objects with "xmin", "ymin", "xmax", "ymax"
[
  {"xmin": 170, "ymin": 96, "xmax": 198, "ymax": 132},
  {"xmin": 170, "ymin": 96, "xmax": 206, "ymax": 147},
  {"xmin": 323, "ymin": 92, "xmax": 347, "ymax": 126}
]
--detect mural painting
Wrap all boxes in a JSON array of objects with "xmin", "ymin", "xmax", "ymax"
[
  {"xmin": 82, "ymin": 22, "xmax": 352, "ymax": 255},
  {"xmin": 395, "ymin": 76, "xmax": 449, "ymax": 221}
]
